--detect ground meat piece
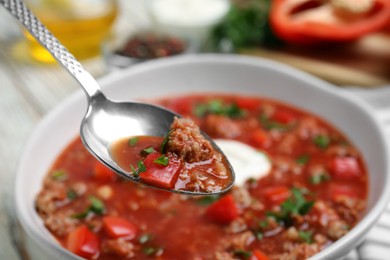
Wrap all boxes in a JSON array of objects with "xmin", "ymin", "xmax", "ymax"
[
  {"xmin": 231, "ymin": 186, "xmax": 252, "ymax": 210},
  {"xmin": 313, "ymin": 234, "xmax": 328, "ymax": 245},
  {"xmin": 326, "ymin": 145, "xmax": 359, "ymax": 157},
  {"xmin": 270, "ymin": 156, "xmax": 300, "ymax": 182},
  {"xmin": 225, "ymin": 218, "xmax": 247, "ymax": 234},
  {"xmin": 102, "ymin": 238, "xmax": 135, "ymax": 258},
  {"xmin": 277, "ymin": 135, "xmax": 298, "ymax": 155},
  {"xmin": 334, "ymin": 196, "xmax": 366, "ymax": 223},
  {"xmin": 184, "ymin": 170, "xmax": 214, "ymax": 192},
  {"xmin": 86, "ymin": 218, "xmax": 103, "ymax": 233},
  {"xmin": 71, "ymin": 182, "xmax": 87, "ymax": 197},
  {"xmin": 166, "ymin": 117, "xmax": 214, "ymax": 163},
  {"xmin": 223, "ymin": 231, "xmax": 255, "ymax": 250},
  {"xmin": 202, "ymin": 114, "xmax": 241, "ymax": 139},
  {"xmin": 97, "ymin": 185, "xmax": 114, "ymax": 200},
  {"xmin": 308, "ymin": 164, "xmax": 328, "ymax": 178},
  {"xmin": 312, "ymin": 201, "xmax": 340, "ymax": 227},
  {"xmin": 285, "ymin": 227, "xmax": 300, "ymax": 242},
  {"xmin": 296, "ymin": 117, "xmax": 327, "ymax": 141},
  {"xmin": 214, "ymin": 251, "xmax": 235, "ymax": 260},
  {"xmin": 274, "ymin": 243, "xmax": 321, "ymax": 260},
  {"xmin": 327, "ymin": 220, "xmax": 349, "ymax": 240},
  {"xmin": 36, "ymin": 182, "xmax": 67, "ymax": 215},
  {"xmin": 44, "ymin": 211, "xmax": 79, "ymax": 236}
]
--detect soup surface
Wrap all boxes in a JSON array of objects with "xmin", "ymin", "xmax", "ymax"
[{"xmin": 36, "ymin": 94, "xmax": 368, "ymax": 260}]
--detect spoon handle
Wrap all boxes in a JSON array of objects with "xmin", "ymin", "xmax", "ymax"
[{"xmin": 0, "ymin": 0, "xmax": 102, "ymax": 99}]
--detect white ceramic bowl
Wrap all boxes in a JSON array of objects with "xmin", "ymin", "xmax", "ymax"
[{"xmin": 15, "ymin": 54, "xmax": 390, "ymax": 259}]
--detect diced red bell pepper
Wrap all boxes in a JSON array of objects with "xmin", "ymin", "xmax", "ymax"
[
  {"xmin": 67, "ymin": 225, "xmax": 100, "ymax": 259},
  {"xmin": 271, "ymin": 110, "xmax": 296, "ymax": 125},
  {"xmin": 141, "ymin": 152, "xmax": 182, "ymax": 189},
  {"xmin": 93, "ymin": 162, "xmax": 117, "ymax": 182},
  {"xmin": 170, "ymin": 97, "xmax": 193, "ymax": 115},
  {"xmin": 251, "ymin": 129, "xmax": 271, "ymax": 149},
  {"xmin": 262, "ymin": 185, "xmax": 290, "ymax": 205},
  {"xmin": 235, "ymin": 97, "xmax": 261, "ymax": 111},
  {"xmin": 328, "ymin": 157, "xmax": 361, "ymax": 179},
  {"xmin": 206, "ymin": 194, "xmax": 239, "ymax": 224},
  {"xmin": 250, "ymin": 249, "xmax": 270, "ymax": 260},
  {"xmin": 330, "ymin": 184, "xmax": 358, "ymax": 201},
  {"xmin": 103, "ymin": 216, "xmax": 137, "ymax": 239}
]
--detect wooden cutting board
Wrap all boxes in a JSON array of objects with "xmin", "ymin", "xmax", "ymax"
[{"xmin": 240, "ymin": 33, "xmax": 390, "ymax": 88}]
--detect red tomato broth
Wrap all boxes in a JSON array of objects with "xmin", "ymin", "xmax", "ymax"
[{"xmin": 35, "ymin": 94, "xmax": 368, "ymax": 260}]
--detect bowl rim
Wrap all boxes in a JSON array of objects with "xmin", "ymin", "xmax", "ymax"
[{"xmin": 15, "ymin": 54, "xmax": 390, "ymax": 259}]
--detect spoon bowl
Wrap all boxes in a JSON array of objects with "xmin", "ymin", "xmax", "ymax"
[
  {"xmin": 80, "ymin": 92, "xmax": 178, "ymax": 181},
  {"xmin": 1, "ymin": 0, "xmax": 234, "ymax": 195}
]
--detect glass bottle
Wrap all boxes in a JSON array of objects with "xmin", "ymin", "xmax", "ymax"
[{"xmin": 24, "ymin": 0, "xmax": 118, "ymax": 63}]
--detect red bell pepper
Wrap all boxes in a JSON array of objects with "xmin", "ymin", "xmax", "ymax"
[
  {"xmin": 270, "ymin": 0, "xmax": 390, "ymax": 44},
  {"xmin": 271, "ymin": 110, "xmax": 296, "ymax": 125},
  {"xmin": 206, "ymin": 194, "xmax": 239, "ymax": 224},
  {"xmin": 235, "ymin": 97, "xmax": 261, "ymax": 111},
  {"xmin": 330, "ymin": 184, "xmax": 358, "ymax": 200},
  {"xmin": 93, "ymin": 161, "xmax": 117, "ymax": 182},
  {"xmin": 328, "ymin": 157, "xmax": 361, "ymax": 179},
  {"xmin": 103, "ymin": 216, "xmax": 138, "ymax": 239},
  {"xmin": 141, "ymin": 152, "xmax": 182, "ymax": 189},
  {"xmin": 250, "ymin": 249, "xmax": 270, "ymax": 260},
  {"xmin": 67, "ymin": 225, "xmax": 100, "ymax": 259},
  {"xmin": 262, "ymin": 185, "xmax": 290, "ymax": 205},
  {"xmin": 251, "ymin": 129, "xmax": 271, "ymax": 149}
]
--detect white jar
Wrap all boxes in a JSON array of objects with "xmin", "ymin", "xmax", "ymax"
[{"xmin": 147, "ymin": 0, "xmax": 230, "ymax": 50}]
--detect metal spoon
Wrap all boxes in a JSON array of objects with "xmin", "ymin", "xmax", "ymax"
[{"xmin": 1, "ymin": 0, "xmax": 234, "ymax": 195}]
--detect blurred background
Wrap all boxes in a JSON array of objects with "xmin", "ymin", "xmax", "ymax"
[{"xmin": 1, "ymin": 0, "xmax": 389, "ymax": 86}]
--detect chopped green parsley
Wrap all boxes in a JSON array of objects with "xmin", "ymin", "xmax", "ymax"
[{"xmin": 153, "ymin": 155, "xmax": 169, "ymax": 166}]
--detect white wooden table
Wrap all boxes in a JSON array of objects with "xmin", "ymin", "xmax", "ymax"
[{"xmin": 1, "ymin": 1, "xmax": 390, "ymax": 259}]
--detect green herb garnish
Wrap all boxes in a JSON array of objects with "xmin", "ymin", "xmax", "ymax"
[
  {"xmin": 130, "ymin": 161, "xmax": 146, "ymax": 178},
  {"xmin": 233, "ymin": 249, "xmax": 252, "ymax": 259},
  {"xmin": 193, "ymin": 103, "xmax": 208, "ymax": 118},
  {"xmin": 71, "ymin": 210, "xmax": 90, "ymax": 219},
  {"xmin": 247, "ymin": 177, "xmax": 257, "ymax": 184},
  {"xmin": 160, "ymin": 130, "xmax": 172, "ymax": 154},
  {"xmin": 296, "ymin": 154, "xmax": 310, "ymax": 165},
  {"xmin": 266, "ymin": 188, "xmax": 314, "ymax": 226},
  {"xmin": 67, "ymin": 189, "xmax": 77, "ymax": 200},
  {"xmin": 259, "ymin": 219, "xmax": 269, "ymax": 228},
  {"xmin": 89, "ymin": 196, "xmax": 105, "ymax": 215},
  {"xmin": 142, "ymin": 147, "xmax": 156, "ymax": 155},
  {"xmin": 313, "ymin": 135, "xmax": 330, "ymax": 149},
  {"xmin": 71, "ymin": 196, "xmax": 105, "ymax": 219},
  {"xmin": 255, "ymin": 231, "xmax": 263, "ymax": 240},
  {"xmin": 310, "ymin": 172, "xmax": 330, "ymax": 185},
  {"xmin": 154, "ymin": 155, "xmax": 169, "ymax": 166},
  {"xmin": 139, "ymin": 234, "xmax": 153, "ymax": 244},
  {"xmin": 51, "ymin": 170, "xmax": 68, "ymax": 181},
  {"xmin": 143, "ymin": 246, "xmax": 163, "ymax": 256},
  {"xmin": 195, "ymin": 195, "xmax": 221, "ymax": 206},
  {"xmin": 260, "ymin": 114, "xmax": 291, "ymax": 131},
  {"xmin": 298, "ymin": 230, "xmax": 313, "ymax": 244},
  {"xmin": 193, "ymin": 99, "xmax": 246, "ymax": 118},
  {"xmin": 128, "ymin": 137, "xmax": 139, "ymax": 146}
]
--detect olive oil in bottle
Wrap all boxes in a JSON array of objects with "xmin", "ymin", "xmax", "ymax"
[{"xmin": 24, "ymin": 0, "xmax": 118, "ymax": 63}]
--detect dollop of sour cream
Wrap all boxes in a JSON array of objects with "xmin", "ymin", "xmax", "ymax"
[
  {"xmin": 214, "ymin": 139, "xmax": 271, "ymax": 187},
  {"xmin": 149, "ymin": 0, "xmax": 230, "ymax": 26}
]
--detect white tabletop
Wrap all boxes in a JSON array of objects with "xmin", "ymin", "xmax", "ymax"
[{"xmin": 1, "ymin": 1, "xmax": 390, "ymax": 259}]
